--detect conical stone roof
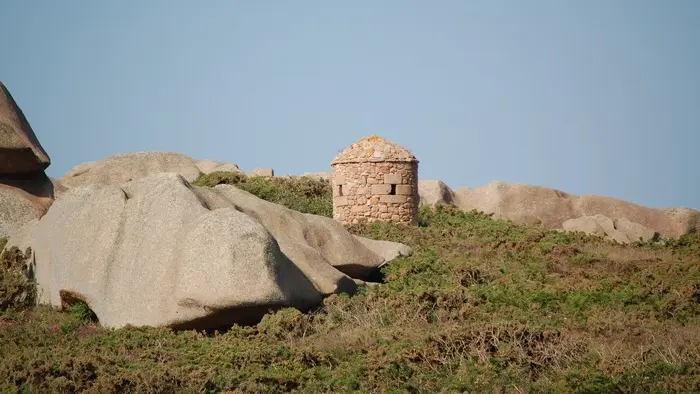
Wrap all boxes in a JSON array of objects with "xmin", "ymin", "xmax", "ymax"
[{"xmin": 331, "ymin": 135, "xmax": 417, "ymax": 165}]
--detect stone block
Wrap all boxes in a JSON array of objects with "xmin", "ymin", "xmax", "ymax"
[
  {"xmin": 396, "ymin": 185, "xmax": 413, "ymax": 195},
  {"xmin": 380, "ymin": 195, "xmax": 408, "ymax": 204},
  {"xmin": 334, "ymin": 196, "xmax": 348, "ymax": 206},
  {"xmin": 371, "ymin": 184, "xmax": 392, "ymax": 195},
  {"xmin": 351, "ymin": 204, "xmax": 369, "ymax": 213},
  {"xmin": 383, "ymin": 173, "xmax": 402, "ymax": 184},
  {"xmin": 334, "ymin": 174, "xmax": 346, "ymax": 184}
]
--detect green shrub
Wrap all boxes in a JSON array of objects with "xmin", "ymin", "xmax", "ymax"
[
  {"xmin": 66, "ymin": 301, "xmax": 99, "ymax": 324},
  {"xmin": 193, "ymin": 171, "xmax": 333, "ymax": 217},
  {"xmin": 0, "ymin": 245, "xmax": 35, "ymax": 311}
]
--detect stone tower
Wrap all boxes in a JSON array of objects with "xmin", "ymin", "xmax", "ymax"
[{"xmin": 331, "ymin": 135, "xmax": 419, "ymax": 225}]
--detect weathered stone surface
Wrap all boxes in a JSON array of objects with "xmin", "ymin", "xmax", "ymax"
[
  {"xmin": 563, "ymin": 214, "xmax": 638, "ymax": 244},
  {"xmin": 250, "ymin": 167, "xmax": 274, "ymax": 177},
  {"xmin": 195, "ymin": 159, "xmax": 241, "ymax": 174},
  {"xmin": 418, "ymin": 180, "xmax": 454, "ymax": 206},
  {"xmin": 563, "ymin": 216, "xmax": 607, "ymax": 237},
  {"xmin": 454, "ymin": 182, "xmax": 576, "ymax": 228},
  {"xmin": 659, "ymin": 208, "xmax": 700, "ymax": 238},
  {"xmin": 574, "ymin": 195, "xmax": 697, "ymax": 238},
  {"xmin": 49, "ymin": 177, "xmax": 68, "ymax": 199},
  {"xmin": 371, "ymin": 184, "xmax": 392, "ymax": 195},
  {"xmin": 607, "ymin": 229, "xmax": 631, "ymax": 244},
  {"xmin": 380, "ymin": 195, "xmax": 408, "ymax": 204},
  {"xmin": 352, "ymin": 235, "xmax": 413, "ymax": 265},
  {"xmin": 332, "ymin": 135, "xmax": 418, "ymax": 164},
  {"xmin": 383, "ymin": 173, "xmax": 402, "ymax": 184},
  {"xmin": 395, "ymin": 184, "xmax": 413, "ymax": 196},
  {"xmin": 591, "ymin": 214, "xmax": 616, "ymax": 235},
  {"xmin": 452, "ymin": 180, "xmax": 698, "ymax": 239},
  {"xmin": 614, "ymin": 218, "xmax": 657, "ymax": 242},
  {"xmin": 60, "ymin": 152, "xmax": 240, "ymax": 189},
  {"xmin": 0, "ymin": 172, "xmax": 56, "ymax": 237},
  {"xmin": 200, "ymin": 184, "xmax": 390, "ymax": 287},
  {"xmin": 0, "ymin": 186, "xmax": 44, "ymax": 238},
  {"xmin": 7, "ymin": 173, "xmax": 409, "ymax": 329},
  {"xmin": 0, "ymin": 82, "xmax": 51, "ymax": 174}
]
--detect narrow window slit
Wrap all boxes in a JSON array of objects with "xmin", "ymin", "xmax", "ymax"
[{"xmin": 390, "ymin": 184, "xmax": 397, "ymax": 195}]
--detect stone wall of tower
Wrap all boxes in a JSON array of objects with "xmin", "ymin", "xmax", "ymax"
[{"xmin": 331, "ymin": 161, "xmax": 418, "ymax": 225}]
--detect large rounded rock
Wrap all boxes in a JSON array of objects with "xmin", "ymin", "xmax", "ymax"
[
  {"xmin": 563, "ymin": 215, "xmax": 608, "ymax": 237},
  {"xmin": 7, "ymin": 173, "xmax": 410, "ymax": 329},
  {"xmin": 563, "ymin": 214, "xmax": 631, "ymax": 244},
  {"xmin": 352, "ymin": 235, "xmax": 413, "ymax": 264},
  {"xmin": 418, "ymin": 180, "xmax": 455, "ymax": 206},
  {"xmin": 249, "ymin": 167, "xmax": 274, "ymax": 177},
  {"xmin": 659, "ymin": 208, "xmax": 700, "ymax": 237},
  {"xmin": 197, "ymin": 184, "xmax": 399, "ymax": 290},
  {"xmin": 614, "ymin": 218, "xmax": 657, "ymax": 242},
  {"xmin": 450, "ymin": 180, "xmax": 698, "ymax": 239},
  {"xmin": 0, "ymin": 82, "xmax": 51, "ymax": 174},
  {"xmin": 60, "ymin": 152, "xmax": 241, "ymax": 189},
  {"xmin": 195, "ymin": 159, "xmax": 241, "ymax": 175},
  {"xmin": 574, "ymin": 195, "xmax": 696, "ymax": 238},
  {"xmin": 454, "ymin": 181, "xmax": 577, "ymax": 228}
]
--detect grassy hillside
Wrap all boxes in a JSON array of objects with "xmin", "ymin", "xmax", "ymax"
[{"xmin": 1, "ymin": 174, "xmax": 699, "ymax": 393}]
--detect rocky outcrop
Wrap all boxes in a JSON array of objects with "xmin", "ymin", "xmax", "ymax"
[
  {"xmin": 352, "ymin": 235, "xmax": 413, "ymax": 265},
  {"xmin": 195, "ymin": 184, "xmax": 389, "ymax": 291},
  {"xmin": 249, "ymin": 167, "xmax": 274, "ymax": 177},
  {"xmin": 0, "ymin": 81, "xmax": 56, "ymax": 237},
  {"xmin": 421, "ymin": 180, "xmax": 697, "ymax": 239},
  {"xmin": 574, "ymin": 195, "xmax": 697, "ymax": 238},
  {"xmin": 194, "ymin": 159, "xmax": 242, "ymax": 175},
  {"xmin": 0, "ymin": 82, "xmax": 50, "ymax": 174},
  {"xmin": 6, "ymin": 173, "xmax": 411, "ymax": 330},
  {"xmin": 454, "ymin": 182, "xmax": 577, "ymax": 228},
  {"xmin": 659, "ymin": 208, "xmax": 700, "ymax": 237},
  {"xmin": 562, "ymin": 214, "xmax": 652, "ymax": 244},
  {"xmin": 60, "ymin": 152, "xmax": 241, "ymax": 189},
  {"xmin": 418, "ymin": 180, "xmax": 455, "ymax": 206},
  {"xmin": 0, "ymin": 173, "xmax": 57, "ymax": 237},
  {"xmin": 614, "ymin": 218, "xmax": 657, "ymax": 243}
]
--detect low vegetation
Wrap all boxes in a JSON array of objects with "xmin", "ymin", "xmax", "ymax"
[
  {"xmin": 0, "ymin": 244, "xmax": 35, "ymax": 312},
  {"xmin": 193, "ymin": 171, "xmax": 333, "ymax": 217},
  {"xmin": 1, "ymin": 175, "xmax": 699, "ymax": 393}
]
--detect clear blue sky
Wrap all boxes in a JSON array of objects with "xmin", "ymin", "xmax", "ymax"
[{"xmin": 2, "ymin": 1, "xmax": 698, "ymax": 209}]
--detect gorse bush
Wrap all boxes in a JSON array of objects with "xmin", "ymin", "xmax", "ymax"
[
  {"xmin": 1, "ymin": 195, "xmax": 699, "ymax": 392},
  {"xmin": 193, "ymin": 171, "xmax": 333, "ymax": 217}
]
